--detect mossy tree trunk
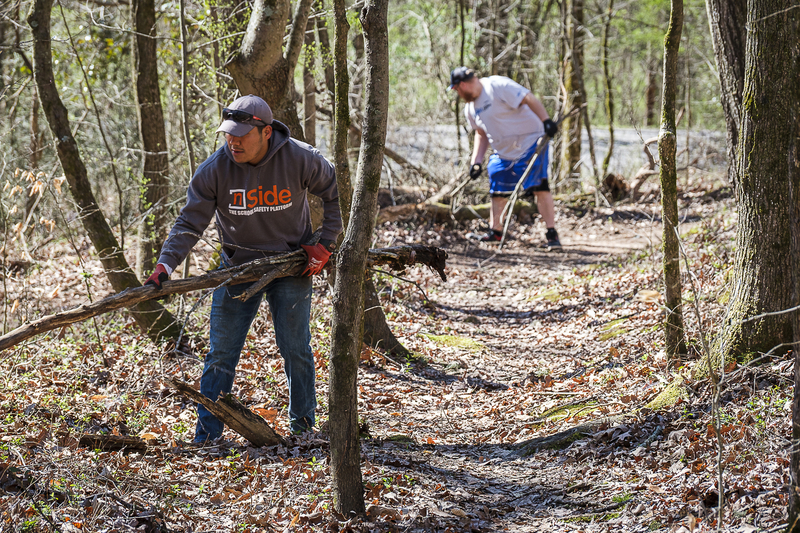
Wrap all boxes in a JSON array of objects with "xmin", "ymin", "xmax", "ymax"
[
  {"xmin": 28, "ymin": 0, "xmax": 179, "ymax": 342},
  {"xmin": 658, "ymin": 0, "xmax": 687, "ymax": 362},
  {"xmin": 559, "ymin": 0, "xmax": 585, "ymax": 187},
  {"xmin": 329, "ymin": 0, "xmax": 389, "ymax": 516},
  {"xmin": 713, "ymin": 0, "xmax": 797, "ymax": 364},
  {"xmin": 703, "ymin": 0, "xmax": 746, "ymax": 188},
  {"xmin": 132, "ymin": 0, "xmax": 170, "ymax": 279},
  {"xmin": 781, "ymin": 0, "xmax": 800, "ymax": 528}
]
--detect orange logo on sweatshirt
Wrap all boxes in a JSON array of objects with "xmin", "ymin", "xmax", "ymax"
[{"xmin": 229, "ymin": 186, "xmax": 292, "ymax": 213}]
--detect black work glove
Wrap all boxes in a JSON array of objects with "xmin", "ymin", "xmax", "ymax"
[
  {"xmin": 469, "ymin": 163, "xmax": 483, "ymax": 180},
  {"xmin": 543, "ymin": 119, "xmax": 558, "ymax": 137}
]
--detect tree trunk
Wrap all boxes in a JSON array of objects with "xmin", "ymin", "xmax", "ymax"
[
  {"xmin": 303, "ymin": 11, "xmax": 316, "ymax": 147},
  {"xmin": 600, "ymin": 0, "xmax": 615, "ymax": 179},
  {"xmin": 703, "ymin": 0, "xmax": 746, "ymax": 188},
  {"xmin": 28, "ymin": 0, "xmax": 180, "ymax": 342},
  {"xmin": 329, "ymin": 0, "xmax": 388, "ymax": 516},
  {"xmin": 559, "ymin": 0, "xmax": 585, "ymax": 187},
  {"xmin": 645, "ymin": 43, "xmax": 658, "ymax": 127},
  {"xmin": 362, "ymin": 276, "xmax": 410, "ymax": 358},
  {"xmin": 779, "ymin": 2, "xmax": 799, "ymax": 527},
  {"xmin": 658, "ymin": 0, "xmax": 687, "ymax": 362},
  {"xmin": 713, "ymin": 0, "xmax": 797, "ymax": 363},
  {"xmin": 226, "ymin": 0, "xmax": 312, "ymax": 141},
  {"xmin": 132, "ymin": 0, "xmax": 170, "ymax": 279}
]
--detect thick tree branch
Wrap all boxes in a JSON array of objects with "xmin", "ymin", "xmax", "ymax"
[{"xmin": 0, "ymin": 245, "xmax": 447, "ymax": 352}]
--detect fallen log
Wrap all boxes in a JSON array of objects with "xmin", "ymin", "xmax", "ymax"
[
  {"xmin": 169, "ymin": 378, "xmax": 286, "ymax": 447},
  {"xmin": 0, "ymin": 244, "xmax": 447, "ymax": 352}
]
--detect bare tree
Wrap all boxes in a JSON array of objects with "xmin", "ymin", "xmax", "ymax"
[
  {"xmin": 559, "ymin": 0, "xmax": 585, "ymax": 187},
  {"xmin": 658, "ymin": 0, "xmax": 687, "ymax": 362},
  {"xmin": 28, "ymin": 0, "xmax": 179, "ymax": 342},
  {"xmin": 132, "ymin": 0, "xmax": 170, "ymax": 279},
  {"xmin": 329, "ymin": 0, "xmax": 389, "ymax": 516}
]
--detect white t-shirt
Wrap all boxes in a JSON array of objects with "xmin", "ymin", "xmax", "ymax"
[{"xmin": 465, "ymin": 76, "xmax": 545, "ymax": 160}]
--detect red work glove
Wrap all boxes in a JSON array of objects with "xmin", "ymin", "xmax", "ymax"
[
  {"xmin": 145, "ymin": 263, "xmax": 170, "ymax": 289},
  {"xmin": 301, "ymin": 243, "xmax": 332, "ymax": 276}
]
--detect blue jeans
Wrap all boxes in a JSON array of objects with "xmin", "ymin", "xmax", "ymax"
[{"xmin": 195, "ymin": 275, "xmax": 315, "ymax": 442}]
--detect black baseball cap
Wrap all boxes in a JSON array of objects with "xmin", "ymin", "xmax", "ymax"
[{"xmin": 448, "ymin": 67, "xmax": 475, "ymax": 90}]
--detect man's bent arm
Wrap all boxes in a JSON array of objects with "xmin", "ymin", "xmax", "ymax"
[
  {"xmin": 471, "ymin": 129, "xmax": 490, "ymax": 166},
  {"xmin": 522, "ymin": 93, "xmax": 550, "ymax": 123}
]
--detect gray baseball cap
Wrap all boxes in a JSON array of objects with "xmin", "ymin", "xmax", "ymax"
[{"xmin": 217, "ymin": 94, "xmax": 273, "ymax": 137}]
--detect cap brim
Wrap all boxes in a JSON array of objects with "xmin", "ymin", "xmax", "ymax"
[{"xmin": 217, "ymin": 120, "xmax": 255, "ymax": 137}]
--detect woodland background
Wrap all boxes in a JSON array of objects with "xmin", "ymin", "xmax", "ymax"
[{"xmin": 0, "ymin": 0, "xmax": 799, "ymax": 532}]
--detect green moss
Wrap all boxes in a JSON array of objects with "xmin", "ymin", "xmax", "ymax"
[
  {"xmin": 645, "ymin": 375, "xmax": 689, "ymax": 410},
  {"xmin": 532, "ymin": 288, "xmax": 563, "ymax": 302},
  {"xmin": 563, "ymin": 511, "xmax": 622, "ymax": 523},
  {"xmin": 421, "ymin": 334, "xmax": 484, "ymax": 352},
  {"xmin": 385, "ymin": 434, "xmax": 414, "ymax": 443},
  {"xmin": 598, "ymin": 327, "xmax": 627, "ymax": 341}
]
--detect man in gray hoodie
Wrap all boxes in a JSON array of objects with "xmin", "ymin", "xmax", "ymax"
[{"xmin": 145, "ymin": 95, "xmax": 342, "ymax": 440}]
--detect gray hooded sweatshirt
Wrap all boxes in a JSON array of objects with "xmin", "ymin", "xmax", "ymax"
[{"xmin": 157, "ymin": 121, "xmax": 342, "ymax": 272}]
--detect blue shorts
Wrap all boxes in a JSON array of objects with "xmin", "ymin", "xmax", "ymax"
[{"xmin": 487, "ymin": 139, "xmax": 549, "ymax": 195}]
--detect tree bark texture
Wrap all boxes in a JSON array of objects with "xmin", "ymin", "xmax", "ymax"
[
  {"xmin": 645, "ymin": 43, "xmax": 659, "ymax": 127},
  {"xmin": 303, "ymin": 11, "xmax": 316, "ymax": 147},
  {"xmin": 714, "ymin": 0, "xmax": 798, "ymax": 363},
  {"xmin": 783, "ymin": 1, "xmax": 800, "ymax": 529},
  {"xmin": 332, "ymin": 0, "xmax": 352, "ymax": 220},
  {"xmin": 27, "ymin": 0, "xmax": 180, "ymax": 342},
  {"xmin": 362, "ymin": 276, "xmax": 410, "ymax": 357},
  {"xmin": 704, "ymin": 0, "xmax": 746, "ymax": 187},
  {"xmin": 329, "ymin": 0, "xmax": 389, "ymax": 516},
  {"xmin": 559, "ymin": 0, "xmax": 585, "ymax": 186},
  {"xmin": 659, "ymin": 0, "xmax": 687, "ymax": 361},
  {"xmin": 601, "ymin": 0, "xmax": 615, "ymax": 179},
  {"xmin": 226, "ymin": 0, "xmax": 312, "ymax": 141},
  {"xmin": 132, "ymin": 0, "xmax": 170, "ymax": 279}
]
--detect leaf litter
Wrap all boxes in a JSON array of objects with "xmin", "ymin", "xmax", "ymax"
[{"xmin": 0, "ymin": 186, "xmax": 792, "ymax": 532}]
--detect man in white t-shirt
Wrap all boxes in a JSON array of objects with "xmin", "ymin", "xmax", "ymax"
[{"xmin": 449, "ymin": 67, "xmax": 560, "ymax": 247}]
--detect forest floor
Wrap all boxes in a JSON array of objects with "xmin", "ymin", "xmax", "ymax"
[{"xmin": 0, "ymin": 178, "xmax": 793, "ymax": 532}]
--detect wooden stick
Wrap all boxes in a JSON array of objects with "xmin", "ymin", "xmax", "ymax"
[{"xmin": 169, "ymin": 378, "xmax": 287, "ymax": 447}]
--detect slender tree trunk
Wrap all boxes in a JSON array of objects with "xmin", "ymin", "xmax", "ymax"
[
  {"xmin": 659, "ymin": 0, "xmax": 687, "ymax": 362},
  {"xmin": 330, "ymin": 0, "xmax": 389, "ymax": 516},
  {"xmin": 713, "ymin": 0, "xmax": 797, "ymax": 363},
  {"xmin": 132, "ymin": 0, "xmax": 170, "ymax": 279},
  {"xmin": 703, "ymin": 0, "xmax": 746, "ymax": 188},
  {"xmin": 316, "ymin": 0, "xmax": 336, "ymax": 113},
  {"xmin": 25, "ymin": 88, "xmax": 41, "ymax": 219},
  {"xmin": 303, "ymin": 12, "xmax": 316, "ymax": 147},
  {"xmin": 601, "ymin": 0, "xmax": 614, "ymax": 179},
  {"xmin": 645, "ymin": 43, "xmax": 658, "ymax": 127},
  {"xmin": 559, "ymin": 0, "xmax": 585, "ymax": 187},
  {"xmin": 28, "ymin": 0, "xmax": 179, "ymax": 342}
]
